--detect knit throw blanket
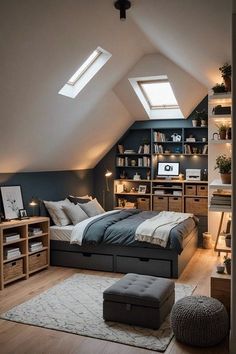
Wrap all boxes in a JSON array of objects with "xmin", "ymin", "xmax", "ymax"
[{"xmin": 135, "ymin": 211, "xmax": 193, "ymax": 248}]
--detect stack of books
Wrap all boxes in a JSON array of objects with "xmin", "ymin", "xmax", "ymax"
[
  {"xmin": 5, "ymin": 247, "xmax": 21, "ymax": 260},
  {"xmin": 153, "ymin": 131, "xmax": 166, "ymax": 142},
  {"xmin": 29, "ymin": 241, "xmax": 43, "ymax": 252},
  {"xmin": 154, "ymin": 144, "xmax": 164, "ymax": 154},
  {"xmin": 123, "ymin": 149, "xmax": 135, "ymax": 154},
  {"xmin": 4, "ymin": 232, "xmax": 20, "ymax": 243},
  {"xmin": 143, "ymin": 156, "xmax": 150, "ymax": 167},
  {"xmin": 210, "ymin": 191, "xmax": 231, "ymax": 210},
  {"xmin": 29, "ymin": 227, "xmax": 43, "ymax": 237}
]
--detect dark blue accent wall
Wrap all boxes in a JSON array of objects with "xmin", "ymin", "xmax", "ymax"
[
  {"xmin": 94, "ymin": 96, "xmax": 208, "ymax": 210},
  {"xmin": 0, "ymin": 169, "xmax": 93, "ymax": 216}
]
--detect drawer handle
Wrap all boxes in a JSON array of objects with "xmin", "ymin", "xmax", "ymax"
[
  {"xmin": 194, "ymin": 198, "xmax": 200, "ymax": 202},
  {"xmin": 82, "ymin": 253, "xmax": 92, "ymax": 257},
  {"xmin": 139, "ymin": 257, "xmax": 149, "ymax": 262},
  {"xmin": 200, "ymin": 187, "xmax": 205, "ymax": 190},
  {"xmin": 188, "ymin": 187, "xmax": 193, "ymax": 189},
  {"xmin": 12, "ymin": 261, "xmax": 16, "ymax": 266},
  {"xmin": 36, "ymin": 254, "xmax": 41, "ymax": 257},
  {"xmin": 173, "ymin": 197, "xmax": 178, "ymax": 200},
  {"xmin": 158, "ymin": 197, "xmax": 164, "ymax": 200}
]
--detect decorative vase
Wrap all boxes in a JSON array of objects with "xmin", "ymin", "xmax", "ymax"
[
  {"xmin": 219, "ymin": 130, "xmax": 226, "ymax": 140},
  {"xmin": 201, "ymin": 120, "xmax": 207, "ymax": 127},
  {"xmin": 220, "ymin": 173, "xmax": 231, "ymax": 184},
  {"xmin": 225, "ymin": 262, "xmax": 231, "ymax": 275},
  {"xmin": 192, "ymin": 119, "xmax": 197, "ymax": 127},
  {"xmin": 223, "ymin": 76, "xmax": 231, "ymax": 92}
]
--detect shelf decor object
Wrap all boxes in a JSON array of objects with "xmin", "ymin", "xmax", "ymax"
[{"xmin": 0, "ymin": 186, "xmax": 24, "ymax": 220}]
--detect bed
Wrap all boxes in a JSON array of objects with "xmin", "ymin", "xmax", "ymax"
[{"xmin": 50, "ymin": 209, "xmax": 198, "ymax": 278}]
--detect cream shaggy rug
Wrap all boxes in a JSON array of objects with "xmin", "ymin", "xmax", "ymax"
[{"xmin": 1, "ymin": 274, "xmax": 195, "ymax": 352}]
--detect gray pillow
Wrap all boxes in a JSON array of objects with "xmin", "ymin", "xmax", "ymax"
[
  {"xmin": 79, "ymin": 198, "xmax": 105, "ymax": 217},
  {"xmin": 44, "ymin": 199, "xmax": 72, "ymax": 226},
  {"xmin": 63, "ymin": 204, "xmax": 88, "ymax": 225}
]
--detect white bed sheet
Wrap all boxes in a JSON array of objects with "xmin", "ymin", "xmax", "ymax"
[{"xmin": 50, "ymin": 225, "xmax": 74, "ymax": 242}]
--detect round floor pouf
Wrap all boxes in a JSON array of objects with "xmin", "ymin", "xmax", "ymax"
[{"xmin": 170, "ymin": 295, "xmax": 229, "ymax": 347}]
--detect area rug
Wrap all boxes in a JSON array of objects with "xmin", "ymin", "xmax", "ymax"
[{"xmin": 1, "ymin": 274, "xmax": 195, "ymax": 352}]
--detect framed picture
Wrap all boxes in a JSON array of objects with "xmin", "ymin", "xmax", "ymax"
[
  {"xmin": 138, "ymin": 185, "xmax": 147, "ymax": 194},
  {"xmin": 19, "ymin": 209, "xmax": 29, "ymax": 220},
  {"xmin": 0, "ymin": 186, "xmax": 24, "ymax": 220}
]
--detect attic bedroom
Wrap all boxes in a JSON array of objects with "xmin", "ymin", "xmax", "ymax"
[{"xmin": 0, "ymin": 1, "xmax": 235, "ymax": 354}]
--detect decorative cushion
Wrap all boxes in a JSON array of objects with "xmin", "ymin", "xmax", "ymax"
[
  {"xmin": 63, "ymin": 204, "xmax": 88, "ymax": 225},
  {"xmin": 170, "ymin": 295, "xmax": 229, "ymax": 347},
  {"xmin": 79, "ymin": 198, "xmax": 105, "ymax": 217},
  {"xmin": 68, "ymin": 195, "xmax": 92, "ymax": 204},
  {"xmin": 43, "ymin": 199, "xmax": 72, "ymax": 226}
]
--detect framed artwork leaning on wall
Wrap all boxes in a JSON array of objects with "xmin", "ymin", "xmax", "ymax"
[{"xmin": 0, "ymin": 185, "xmax": 24, "ymax": 220}]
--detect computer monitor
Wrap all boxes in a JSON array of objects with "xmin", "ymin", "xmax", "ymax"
[{"xmin": 157, "ymin": 162, "xmax": 180, "ymax": 178}]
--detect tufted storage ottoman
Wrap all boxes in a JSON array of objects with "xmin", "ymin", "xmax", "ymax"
[
  {"xmin": 171, "ymin": 295, "xmax": 229, "ymax": 347},
  {"xmin": 103, "ymin": 273, "xmax": 175, "ymax": 329}
]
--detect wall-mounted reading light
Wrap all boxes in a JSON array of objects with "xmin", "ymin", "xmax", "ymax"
[{"xmin": 114, "ymin": 0, "xmax": 131, "ymax": 21}]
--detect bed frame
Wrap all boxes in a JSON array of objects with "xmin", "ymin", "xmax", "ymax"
[{"xmin": 50, "ymin": 228, "xmax": 197, "ymax": 278}]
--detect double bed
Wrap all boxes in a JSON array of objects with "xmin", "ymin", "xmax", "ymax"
[{"xmin": 50, "ymin": 209, "xmax": 198, "ymax": 278}]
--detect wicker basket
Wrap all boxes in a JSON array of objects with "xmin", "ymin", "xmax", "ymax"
[
  {"xmin": 3, "ymin": 259, "xmax": 23, "ymax": 282},
  {"xmin": 29, "ymin": 250, "xmax": 47, "ymax": 272}
]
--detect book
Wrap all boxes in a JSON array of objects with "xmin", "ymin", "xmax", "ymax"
[
  {"xmin": 118, "ymin": 144, "xmax": 124, "ymax": 154},
  {"xmin": 6, "ymin": 251, "xmax": 21, "ymax": 260},
  {"xmin": 4, "ymin": 234, "xmax": 20, "ymax": 242}
]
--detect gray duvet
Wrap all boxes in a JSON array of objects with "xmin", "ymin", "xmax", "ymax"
[{"xmin": 82, "ymin": 209, "xmax": 197, "ymax": 254}]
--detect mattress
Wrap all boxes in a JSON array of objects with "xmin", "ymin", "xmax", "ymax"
[{"xmin": 50, "ymin": 225, "xmax": 74, "ymax": 242}]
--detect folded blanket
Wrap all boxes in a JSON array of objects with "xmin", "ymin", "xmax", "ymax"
[{"xmin": 135, "ymin": 211, "xmax": 193, "ymax": 248}]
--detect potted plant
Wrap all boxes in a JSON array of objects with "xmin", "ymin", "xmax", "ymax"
[
  {"xmin": 219, "ymin": 63, "xmax": 231, "ymax": 92},
  {"xmin": 215, "ymin": 154, "xmax": 231, "ymax": 184},
  {"xmin": 212, "ymin": 83, "xmax": 226, "ymax": 94},
  {"xmin": 216, "ymin": 122, "xmax": 229, "ymax": 140},
  {"xmin": 224, "ymin": 255, "xmax": 231, "ymax": 275}
]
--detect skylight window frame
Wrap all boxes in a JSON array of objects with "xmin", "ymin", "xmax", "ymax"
[
  {"xmin": 67, "ymin": 49, "xmax": 102, "ymax": 86},
  {"xmin": 58, "ymin": 46, "xmax": 112, "ymax": 99},
  {"xmin": 138, "ymin": 79, "xmax": 179, "ymax": 110}
]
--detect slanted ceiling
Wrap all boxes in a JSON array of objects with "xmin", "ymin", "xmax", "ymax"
[{"xmin": 0, "ymin": 0, "xmax": 232, "ymax": 172}]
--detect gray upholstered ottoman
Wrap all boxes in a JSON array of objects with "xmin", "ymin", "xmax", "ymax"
[{"xmin": 103, "ymin": 273, "xmax": 175, "ymax": 329}]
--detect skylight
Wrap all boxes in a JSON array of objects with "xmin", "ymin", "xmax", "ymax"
[
  {"xmin": 129, "ymin": 75, "xmax": 184, "ymax": 119},
  {"xmin": 139, "ymin": 81, "xmax": 178, "ymax": 109},
  {"xmin": 59, "ymin": 46, "xmax": 112, "ymax": 99}
]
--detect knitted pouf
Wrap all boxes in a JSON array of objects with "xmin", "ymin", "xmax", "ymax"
[{"xmin": 170, "ymin": 295, "xmax": 229, "ymax": 347}]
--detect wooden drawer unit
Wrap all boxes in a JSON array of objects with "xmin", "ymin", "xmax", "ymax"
[
  {"xmin": 211, "ymin": 271, "xmax": 231, "ymax": 314},
  {"xmin": 137, "ymin": 198, "xmax": 150, "ymax": 211},
  {"xmin": 197, "ymin": 185, "xmax": 208, "ymax": 196},
  {"xmin": 153, "ymin": 196, "xmax": 168, "ymax": 211},
  {"xmin": 3, "ymin": 259, "xmax": 23, "ymax": 282},
  {"xmin": 116, "ymin": 255, "xmax": 172, "ymax": 278},
  {"xmin": 29, "ymin": 250, "xmax": 47, "ymax": 272},
  {"xmin": 169, "ymin": 197, "xmax": 182, "ymax": 212},
  {"xmin": 185, "ymin": 197, "xmax": 208, "ymax": 216},
  {"xmin": 185, "ymin": 184, "xmax": 196, "ymax": 196}
]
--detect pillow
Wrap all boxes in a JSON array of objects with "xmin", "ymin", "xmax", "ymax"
[
  {"xmin": 44, "ymin": 199, "xmax": 72, "ymax": 226},
  {"xmin": 78, "ymin": 198, "xmax": 105, "ymax": 218},
  {"xmin": 63, "ymin": 204, "xmax": 88, "ymax": 225},
  {"xmin": 68, "ymin": 195, "xmax": 92, "ymax": 204}
]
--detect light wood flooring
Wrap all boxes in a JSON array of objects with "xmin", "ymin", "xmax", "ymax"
[{"xmin": 0, "ymin": 248, "xmax": 229, "ymax": 354}]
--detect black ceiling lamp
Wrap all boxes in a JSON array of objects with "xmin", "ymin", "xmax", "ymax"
[{"xmin": 114, "ymin": 0, "xmax": 131, "ymax": 21}]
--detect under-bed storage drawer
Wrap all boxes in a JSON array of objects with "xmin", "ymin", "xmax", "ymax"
[
  {"xmin": 116, "ymin": 256, "xmax": 172, "ymax": 277},
  {"xmin": 51, "ymin": 250, "xmax": 113, "ymax": 271}
]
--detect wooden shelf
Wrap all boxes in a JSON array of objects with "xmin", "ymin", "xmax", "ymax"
[
  {"xmin": 116, "ymin": 166, "xmax": 151, "ymax": 168},
  {"xmin": 28, "ymin": 233, "xmax": 48, "ymax": 240},
  {"xmin": 184, "ymin": 195, "xmax": 208, "ymax": 198},
  {"xmin": 184, "ymin": 126, "xmax": 208, "ymax": 129},
  {"xmin": 28, "ymin": 246, "xmax": 48, "ymax": 255},
  {"xmin": 153, "ymin": 194, "xmax": 182, "ymax": 197},
  {"xmin": 115, "ymin": 179, "xmax": 151, "ymax": 182},
  {"xmin": 209, "ymin": 205, "xmax": 231, "ymax": 212},
  {"xmin": 209, "ymin": 93, "xmax": 232, "ymax": 100},
  {"xmin": 210, "ymin": 139, "xmax": 232, "ymax": 144},
  {"xmin": 115, "ymin": 193, "xmax": 151, "ymax": 196},
  {"xmin": 117, "ymin": 153, "xmax": 151, "ymax": 156},
  {"xmin": 4, "ymin": 273, "xmax": 27, "ymax": 285},
  {"xmin": 184, "ymin": 141, "xmax": 207, "ymax": 144},
  {"xmin": 3, "ymin": 254, "xmax": 27, "ymax": 264},
  {"xmin": 209, "ymin": 179, "xmax": 231, "ymax": 189},
  {"xmin": 153, "ymin": 153, "xmax": 183, "ymax": 156},
  {"xmin": 209, "ymin": 114, "xmax": 231, "ymax": 119},
  {"xmin": 29, "ymin": 264, "xmax": 48, "ymax": 275},
  {"xmin": 3, "ymin": 238, "xmax": 27, "ymax": 246}
]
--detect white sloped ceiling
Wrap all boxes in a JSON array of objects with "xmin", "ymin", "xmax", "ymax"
[{"xmin": 0, "ymin": 0, "xmax": 232, "ymax": 172}]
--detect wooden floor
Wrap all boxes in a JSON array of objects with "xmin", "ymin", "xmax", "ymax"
[{"xmin": 0, "ymin": 248, "xmax": 229, "ymax": 354}]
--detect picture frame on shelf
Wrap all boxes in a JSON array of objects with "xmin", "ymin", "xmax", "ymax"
[
  {"xmin": 19, "ymin": 208, "xmax": 29, "ymax": 220},
  {"xmin": 0, "ymin": 186, "xmax": 24, "ymax": 220},
  {"xmin": 138, "ymin": 185, "xmax": 147, "ymax": 194}
]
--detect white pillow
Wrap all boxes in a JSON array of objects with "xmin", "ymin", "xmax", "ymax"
[
  {"xmin": 44, "ymin": 199, "xmax": 72, "ymax": 226},
  {"xmin": 79, "ymin": 198, "xmax": 105, "ymax": 218},
  {"xmin": 63, "ymin": 204, "xmax": 88, "ymax": 225}
]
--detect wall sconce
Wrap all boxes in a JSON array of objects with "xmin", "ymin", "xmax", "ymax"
[{"xmin": 114, "ymin": 0, "xmax": 131, "ymax": 21}]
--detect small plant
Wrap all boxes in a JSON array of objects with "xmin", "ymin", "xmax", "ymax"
[
  {"xmin": 219, "ymin": 63, "xmax": 231, "ymax": 78},
  {"xmin": 215, "ymin": 154, "xmax": 231, "ymax": 174},
  {"xmin": 215, "ymin": 122, "xmax": 230, "ymax": 132},
  {"xmin": 212, "ymin": 83, "xmax": 226, "ymax": 93},
  {"xmin": 195, "ymin": 109, "xmax": 207, "ymax": 120}
]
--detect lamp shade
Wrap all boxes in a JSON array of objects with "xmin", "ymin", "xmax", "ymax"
[{"xmin": 105, "ymin": 170, "xmax": 112, "ymax": 177}]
